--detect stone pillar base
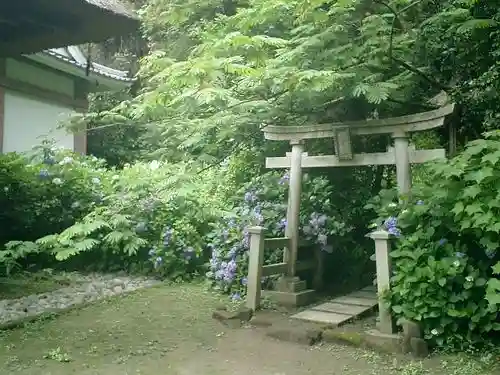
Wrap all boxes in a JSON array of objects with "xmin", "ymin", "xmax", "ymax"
[
  {"xmin": 276, "ymin": 276, "xmax": 307, "ymax": 293},
  {"xmin": 262, "ymin": 289, "xmax": 316, "ymax": 308}
]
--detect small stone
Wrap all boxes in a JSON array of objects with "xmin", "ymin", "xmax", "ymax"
[
  {"xmin": 113, "ymin": 286, "xmax": 123, "ymax": 294},
  {"xmin": 110, "ymin": 279, "xmax": 125, "ymax": 288}
]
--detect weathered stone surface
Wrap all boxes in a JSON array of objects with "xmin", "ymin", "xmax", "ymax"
[
  {"xmin": 266, "ymin": 326, "xmax": 322, "ymax": 346},
  {"xmin": 292, "ymin": 310, "xmax": 351, "ymax": 326},
  {"xmin": 249, "ymin": 310, "xmax": 288, "ymax": 328},
  {"xmin": 290, "ymin": 287, "xmax": 377, "ymax": 327},
  {"xmin": 322, "ymin": 329, "xmax": 364, "ymax": 347},
  {"xmin": 312, "ymin": 302, "xmax": 369, "ymax": 316},
  {"xmin": 410, "ymin": 337, "xmax": 429, "ymax": 358},
  {"xmin": 212, "ymin": 307, "xmax": 253, "ymax": 328},
  {"xmin": 262, "ymin": 289, "xmax": 316, "ymax": 307},
  {"xmin": 364, "ymin": 329, "xmax": 402, "ymax": 354},
  {"xmin": 401, "ymin": 319, "xmax": 423, "ymax": 354}
]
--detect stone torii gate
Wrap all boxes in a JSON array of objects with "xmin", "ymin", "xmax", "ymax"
[{"xmin": 260, "ymin": 103, "xmax": 455, "ymax": 328}]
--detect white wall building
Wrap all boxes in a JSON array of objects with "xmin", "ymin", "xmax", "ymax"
[{"xmin": 0, "ymin": 46, "xmax": 133, "ymax": 154}]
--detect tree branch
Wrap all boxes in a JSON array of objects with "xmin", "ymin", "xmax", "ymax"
[{"xmin": 391, "ymin": 56, "xmax": 449, "ymax": 91}]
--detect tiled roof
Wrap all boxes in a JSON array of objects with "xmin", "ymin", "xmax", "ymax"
[
  {"xmin": 43, "ymin": 46, "xmax": 134, "ymax": 83},
  {"xmin": 84, "ymin": 0, "xmax": 138, "ymax": 19}
]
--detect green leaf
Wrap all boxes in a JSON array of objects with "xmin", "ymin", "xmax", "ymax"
[
  {"xmin": 492, "ymin": 262, "xmax": 500, "ymax": 275},
  {"xmin": 438, "ymin": 278, "xmax": 446, "ymax": 287},
  {"xmin": 392, "ymin": 305, "xmax": 403, "ymax": 314},
  {"xmin": 462, "ymin": 185, "xmax": 482, "ymax": 199},
  {"xmin": 451, "ymin": 202, "xmax": 464, "ymax": 215},
  {"xmin": 474, "ymin": 278, "xmax": 486, "ymax": 287},
  {"xmin": 457, "ymin": 18, "xmax": 498, "ymax": 33}
]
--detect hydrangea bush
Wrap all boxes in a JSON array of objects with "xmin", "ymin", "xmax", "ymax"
[
  {"xmin": 366, "ymin": 132, "xmax": 500, "ymax": 348},
  {"xmin": 32, "ymin": 160, "xmax": 215, "ymax": 276},
  {"xmin": 0, "ymin": 144, "xmax": 112, "ymax": 274},
  {"xmin": 205, "ymin": 171, "xmax": 350, "ymax": 301}
]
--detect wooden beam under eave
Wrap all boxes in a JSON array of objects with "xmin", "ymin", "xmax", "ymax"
[
  {"xmin": 0, "ymin": 59, "xmax": 5, "ymax": 153},
  {"xmin": 266, "ymin": 148, "xmax": 446, "ymax": 169}
]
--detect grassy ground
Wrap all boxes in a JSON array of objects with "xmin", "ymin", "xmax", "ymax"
[
  {"xmin": 0, "ymin": 283, "xmax": 497, "ymax": 375},
  {"xmin": 0, "ymin": 271, "xmax": 78, "ymax": 300}
]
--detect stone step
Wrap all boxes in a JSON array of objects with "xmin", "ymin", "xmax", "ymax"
[
  {"xmin": 292, "ymin": 310, "xmax": 353, "ymax": 326},
  {"xmin": 311, "ymin": 302, "xmax": 371, "ymax": 316},
  {"xmin": 290, "ymin": 286, "xmax": 378, "ymax": 327},
  {"xmin": 262, "ymin": 289, "xmax": 316, "ymax": 307}
]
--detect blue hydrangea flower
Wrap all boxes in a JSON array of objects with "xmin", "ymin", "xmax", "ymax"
[
  {"xmin": 438, "ymin": 238, "xmax": 447, "ymax": 246},
  {"xmin": 317, "ymin": 234, "xmax": 327, "ymax": 246},
  {"xmin": 163, "ymin": 227, "xmax": 173, "ymax": 247},
  {"xmin": 276, "ymin": 218, "xmax": 287, "ymax": 231},
  {"xmin": 244, "ymin": 191, "xmax": 257, "ymax": 203},
  {"xmin": 39, "ymin": 169, "xmax": 50, "ymax": 178},
  {"xmin": 231, "ymin": 292, "xmax": 241, "ymax": 301},
  {"xmin": 485, "ymin": 249, "xmax": 496, "ymax": 259},
  {"xmin": 416, "ymin": 200, "xmax": 424, "ymax": 205},
  {"xmin": 279, "ymin": 172, "xmax": 290, "ymax": 185},
  {"xmin": 154, "ymin": 256, "xmax": 163, "ymax": 269},
  {"xmin": 43, "ymin": 157, "xmax": 55, "ymax": 165}
]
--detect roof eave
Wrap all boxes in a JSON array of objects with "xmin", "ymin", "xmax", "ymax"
[{"xmin": 26, "ymin": 53, "xmax": 134, "ymax": 92}]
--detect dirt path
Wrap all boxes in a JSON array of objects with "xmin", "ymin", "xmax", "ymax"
[{"xmin": 0, "ymin": 283, "xmax": 495, "ymax": 375}]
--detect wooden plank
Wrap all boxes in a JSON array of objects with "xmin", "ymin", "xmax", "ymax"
[
  {"xmin": 292, "ymin": 310, "xmax": 353, "ymax": 326},
  {"xmin": 332, "ymin": 296, "xmax": 378, "ymax": 307},
  {"xmin": 362, "ymin": 285, "xmax": 377, "ymax": 293},
  {"xmin": 266, "ymin": 148, "xmax": 445, "ymax": 169},
  {"xmin": 262, "ymin": 262, "xmax": 287, "ymax": 277},
  {"xmin": 264, "ymin": 237, "xmax": 290, "ymax": 250},
  {"xmin": 349, "ymin": 291, "xmax": 378, "ymax": 300},
  {"xmin": 311, "ymin": 302, "xmax": 369, "ymax": 316}
]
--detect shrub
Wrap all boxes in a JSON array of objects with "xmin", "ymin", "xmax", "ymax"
[
  {"xmin": 0, "ymin": 145, "xmax": 110, "ymax": 274},
  {"xmin": 368, "ymin": 131, "xmax": 500, "ymax": 348},
  {"xmin": 6, "ymin": 160, "xmax": 220, "ymax": 277}
]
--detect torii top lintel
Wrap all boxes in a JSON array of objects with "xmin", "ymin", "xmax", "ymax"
[{"xmin": 261, "ymin": 103, "xmax": 455, "ymax": 142}]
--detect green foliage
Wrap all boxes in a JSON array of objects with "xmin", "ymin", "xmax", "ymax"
[
  {"xmin": 368, "ymin": 132, "xmax": 500, "ymax": 348},
  {"xmin": 0, "ymin": 144, "xmax": 110, "ymax": 272}
]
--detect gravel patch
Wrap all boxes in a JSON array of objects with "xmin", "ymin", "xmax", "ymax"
[{"xmin": 0, "ymin": 273, "xmax": 161, "ymax": 325}]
